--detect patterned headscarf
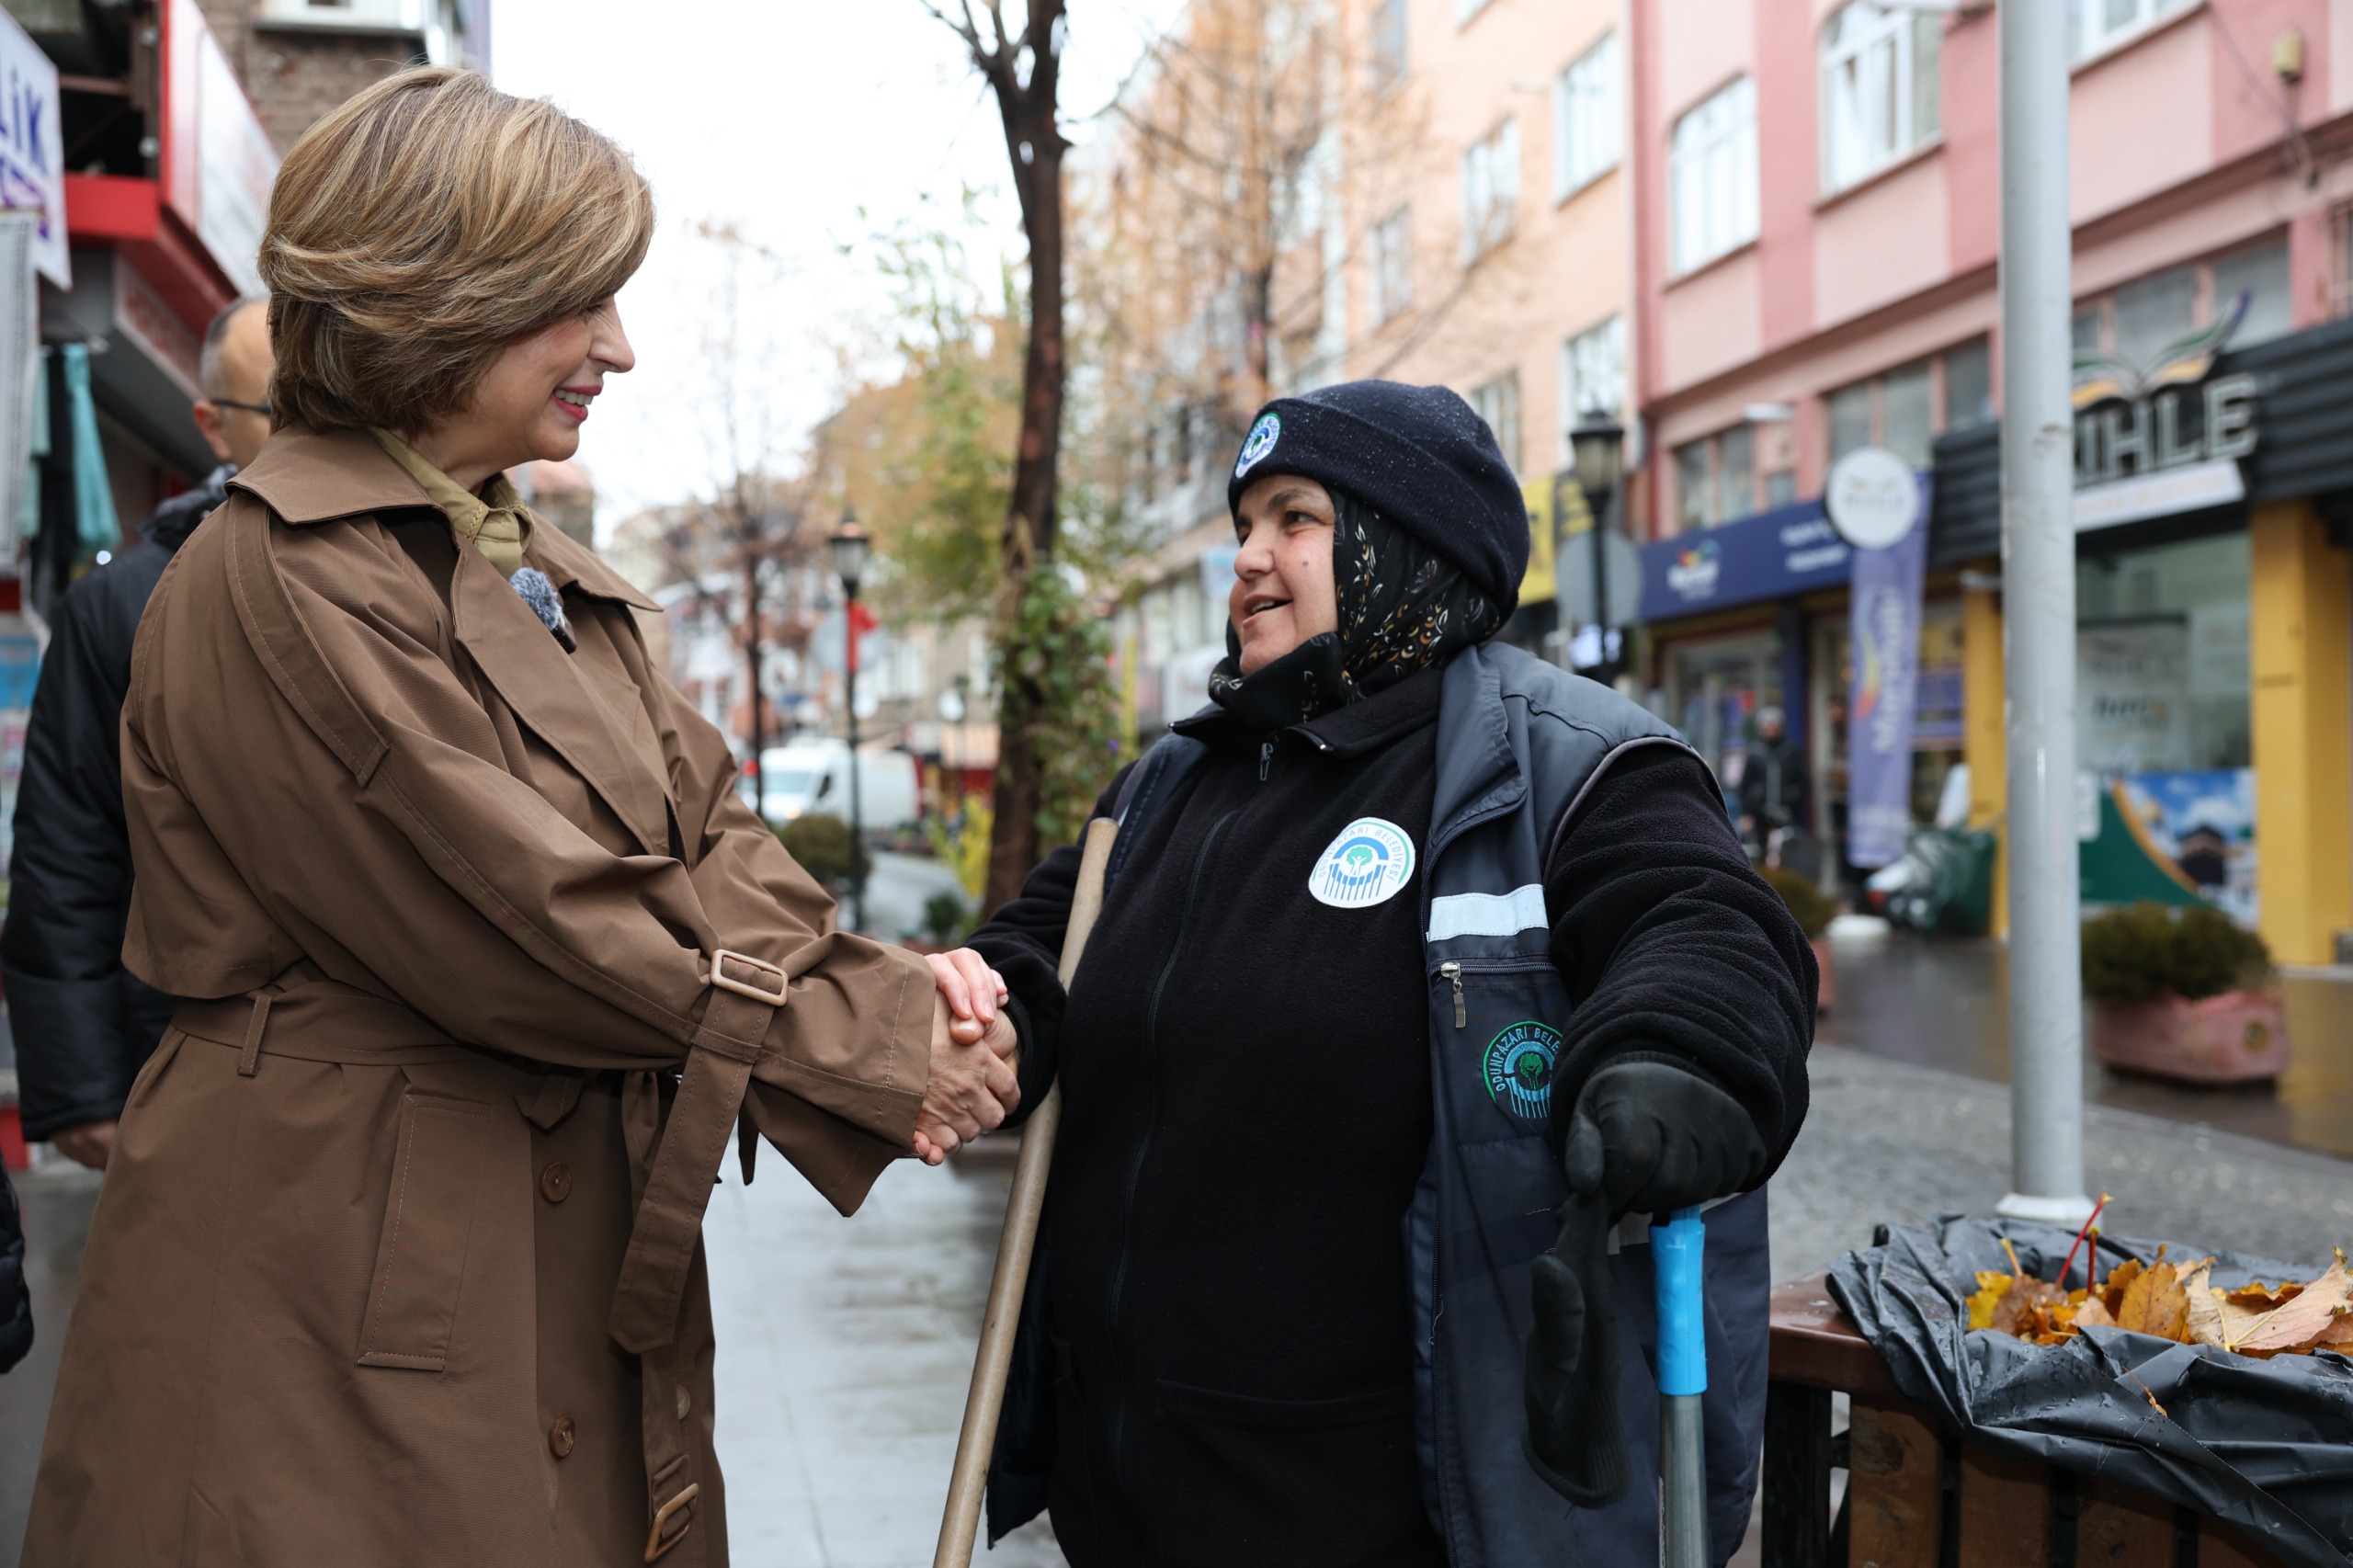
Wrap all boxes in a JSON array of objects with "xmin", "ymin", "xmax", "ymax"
[{"xmin": 1208, "ymin": 485, "xmax": 1503, "ymax": 732}]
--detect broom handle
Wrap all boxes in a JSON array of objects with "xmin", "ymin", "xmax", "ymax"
[{"xmin": 933, "ymin": 816, "xmax": 1119, "ymax": 1568}]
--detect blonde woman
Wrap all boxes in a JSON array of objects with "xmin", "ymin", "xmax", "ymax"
[{"xmin": 21, "ymin": 69, "xmax": 1016, "ymax": 1567}]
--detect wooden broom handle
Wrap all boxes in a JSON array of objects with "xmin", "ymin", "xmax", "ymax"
[{"xmin": 933, "ymin": 815, "xmax": 1118, "ymax": 1568}]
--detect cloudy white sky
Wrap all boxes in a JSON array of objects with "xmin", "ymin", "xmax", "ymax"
[{"xmin": 490, "ymin": 0, "xmax": 1183, "ymax": 530}]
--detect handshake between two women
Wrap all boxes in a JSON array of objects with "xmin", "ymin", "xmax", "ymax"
[{"xmin": 913, "ymin": 947, "xmax": 1021, "ymax": 1165}]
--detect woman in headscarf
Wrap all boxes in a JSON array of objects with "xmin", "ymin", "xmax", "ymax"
[{"xmin": 930, "ymin": 381, "xmax": 1814, "ymax": 1567}]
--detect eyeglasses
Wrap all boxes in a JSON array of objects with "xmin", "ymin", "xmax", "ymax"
[{"xmin": 210, "ymin": 398, "xmax": 271, "ymax": 416}]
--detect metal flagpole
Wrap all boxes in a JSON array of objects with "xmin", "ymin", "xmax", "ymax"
[{"xmin": 1996, "ymin": 0, "xmax": 2093, "ymax": 1228}]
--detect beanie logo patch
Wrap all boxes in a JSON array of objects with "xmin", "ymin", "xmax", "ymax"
[
  {"xmin": 1308, "ymin": 816, "xmax": 1415, "ymax": 909},
  {"xmin": 1234, "ymin": 413, "xmax": 1281, "ymax": 480}
]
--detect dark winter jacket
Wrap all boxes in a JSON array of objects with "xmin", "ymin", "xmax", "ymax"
[
  {"xmin": 1735, "ymin": 734, "xmax": 1809, "ymax": 833},
  {"xmin": 967, "ymin": 647, "xmax": 1813, "ymax": 1565},
  {"xmin": 2, "ymin": 466, "xmax": 229, "ymax": 1140},
  {"xmin": 0, "ymin": 1160, "xmax": 28, "ymax": 1372}
]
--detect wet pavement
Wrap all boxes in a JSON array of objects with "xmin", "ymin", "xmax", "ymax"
[{"xmin": 1816, "ymin": 920, "xmax": 2353, "ymax": 1160}]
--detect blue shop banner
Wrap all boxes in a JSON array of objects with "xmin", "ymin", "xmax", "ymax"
[
  {"xmin": 1637, "ymin": 499, "xmax": 1854, "ymax": 622},
  {"xmin": 1846, "ymin": 505, "xmax": 1931, "ymax": 869}
]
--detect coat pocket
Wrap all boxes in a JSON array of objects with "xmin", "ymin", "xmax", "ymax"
[
  {"xmin": 1147, "ymin": 1380, "xmax": 1436, "ymax": 1567},
  {"xmin": 357, "ymin": 1094, "xmax": 492, "ymax": 1370}
]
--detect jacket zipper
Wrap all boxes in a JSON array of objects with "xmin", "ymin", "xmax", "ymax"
[
  {"xmin": 1105, "ymin": 802, "xmax": 1237, "ymax": 1501},
  {"xmin": 1430, "ymin": 955, "xmax": 1557, "ymax": 1030}
]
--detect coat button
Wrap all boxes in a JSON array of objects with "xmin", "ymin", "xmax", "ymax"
[
  {"xmin": 549, "ymin": 1416, "xmax": 576, "ymax": 1458},
  {"xmin": 540, "ymin": 1161, "xmax": 571, "ymax": 1203},
  {"xmin": 676, "ymin": 1385, "xmax": 691, "ymax": 1420}
]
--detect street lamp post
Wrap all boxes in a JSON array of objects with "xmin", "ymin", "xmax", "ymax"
[
  {"xmin": 1997, "ymin": 0, "xmax": 2092, "ymax": 1226},
  {"xmin": 831, "ymin": 511, "xmax": 872, "ymax": 936},
  {"xmin": 1569, "ymin": 412, "xmax": 1626, "ymax": 680}
]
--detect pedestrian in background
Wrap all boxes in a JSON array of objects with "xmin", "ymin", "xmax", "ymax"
[
  {"xmin": 1736, "ymin": 705, "xmax": 1813, "ymax": 875},
  {"xmin": 0, "ymin": 1162, "xmax": 28, "ymax": 1374},
  {"xmin": 1, "ymin": 297, "xmax": 272, "ymax": 1170},
  {"xmin": 931, "ymin": 381, "xmax": 1813, "ymax": 1566},
  {"xmin": 21, "ymin": 68, "xmax": 1014, "ymax": 1568}
]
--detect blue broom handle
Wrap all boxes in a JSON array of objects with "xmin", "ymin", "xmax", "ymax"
[{"xmin": 1653, "ymin": 1206, "xmax": 1707, "ymax": 1396}]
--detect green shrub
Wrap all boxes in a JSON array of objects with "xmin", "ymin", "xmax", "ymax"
[
  {"xmin": 775, "ymin": 812, "xmax": 870, "ymax": 890},
  {"xmin": 1761, "ymin": 867, "xmax": 1838, "ymax": 941},
  {"xmin": 923, "ymin": 891, "xmax": 972, "ymax": 947},
  {"xmin": 2080, "ymin": 901, "xmax": 2272, "ymax": 1003}
]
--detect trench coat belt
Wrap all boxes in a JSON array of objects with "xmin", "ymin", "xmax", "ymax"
[{"xmin": 175, "ymin": 963, "xmax": 786, "ymax": 1359}]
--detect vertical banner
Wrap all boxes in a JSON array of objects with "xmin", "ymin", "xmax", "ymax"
[{"xmin": 1825, "ymin": 449, "xmax": 1932, "ymax": 869}]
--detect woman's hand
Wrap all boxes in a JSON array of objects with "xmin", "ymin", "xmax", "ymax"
[
  {"xmin": 914, "ymin": 949, "xmax": 1019, "ymax": 1165},
  {"xmin": 926, "ymin": 948, "xmax": 1007, "ymax": 1044}
]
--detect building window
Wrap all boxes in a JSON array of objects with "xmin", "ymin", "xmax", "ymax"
[
  {"xmin": 1670, "ymin": 76, "xmax": 1758, "ymax": 274},
  {"xmin": 1944, "ymin": 336, "xmax": 1993, "ymax": 431},
  {"xmin": 1553, "ymin": 32, "xmax": 1620, "ymax": 200},
  {"xmin": 1371, "ymin": 207, "xmax": 1414, "ymax": 324},
  {"xmin": 2111, "ymin": 265, "xmax": 2197, "ymax": 372},
  {"xmin": 1826, "ymin": 381, "xmax": 1874, "ymax": 463},
  {"xmin": 2071, "ymin": 0, "xmax": 2194, "ymax": 60},
  {"xmin": 1470, "ymin": 371, "xmax": 1522, "ymax": 472},
  {"xmin": 2074, "ymin": 241, "xmax": 2295, "ymax": 377},
  {"xmin": 1461, "ymin": 118, "xmax": 1520, "ymax": 261},
  {"xmin": 1676, "ymin": 438, "xmax": 1712, "ymax": 532},
  {"xmin": 1370, "ymin": 0, "xmax": 1407, "ymax": 91},
  {"xmin": 1820, "ymin": 2, "xmax": 1940, "ymax": 195},
  {"xmin": 1881, "ymin": 359, "xmax": 1934, "ymax": 467},
  {"xmin": 2212, "ymin": 241, "xmax": 2290, "ymax": 347},
  {"xmin": 1559, "ymin": 315, "xmax": 1626, "ymax": 460},
  {"xmin": 1673, "ymin": 424, "xmax": 1761, "ymax": 529}
]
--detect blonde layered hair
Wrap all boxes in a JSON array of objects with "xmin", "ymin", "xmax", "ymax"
[{"xmin": 259, "ymin": 67, "xmax": 653, "ymax": 436}]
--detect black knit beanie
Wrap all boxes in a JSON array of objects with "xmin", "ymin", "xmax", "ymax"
[{"xmin": 1226, "ymin": 380, "xmax": 1529, "ymax": 619}]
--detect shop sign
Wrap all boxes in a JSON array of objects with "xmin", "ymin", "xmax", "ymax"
[
  {"xmin": 0, "ymin": 10, "xmax": 65, "ymax": 289},
  {"xmin": 2079, "ymin": 767, "xmax": 2256, "ymax": 929},
  {"xmin": 1637, "ymin": 498, "xmax": 1858, "ymax": 621},
  {"xmin": 2071, "ymin": 293, "xmax": 2257, "ymax": 528},
  {"xmin": 162, "ymin": 0, "xmax": 278, "ymax": 298},
  {"xmin": 1839, "ymin": 451, "xmax": 1931, "ymax": 869}
]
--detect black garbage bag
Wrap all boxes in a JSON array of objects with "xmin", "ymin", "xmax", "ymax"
[{"xmin": 1827, "ymin": 1215, "xmax": 2353, "ymax": 1566}]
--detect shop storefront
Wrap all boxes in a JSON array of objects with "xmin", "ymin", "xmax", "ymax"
[
  {"xmin": 1923, "ymin": 313, "xmax": 2353, "ymax": 964},
  {"xmin": 1632, "ymin": 495, "xmax": 1973, "ymax": 883}
]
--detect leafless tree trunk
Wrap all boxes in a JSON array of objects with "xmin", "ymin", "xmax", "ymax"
[{"xmin": 926, "ymin": 0, "xmax": 1070, "ymax": 909}]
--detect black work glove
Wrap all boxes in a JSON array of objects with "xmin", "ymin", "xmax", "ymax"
[{"xmin": 1522, "ymin": 1055, "xmax": 1769, "ymax": 1506}]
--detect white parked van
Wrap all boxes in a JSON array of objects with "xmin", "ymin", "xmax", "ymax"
[{"xmin": 756, "ymin": 740, "xmax": 919, "ymax": 830}]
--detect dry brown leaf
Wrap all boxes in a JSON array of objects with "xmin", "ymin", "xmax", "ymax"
[
  {"xmin": 2073, "ymin": 1295, "xmax": 2117, "ymax": 1332},
  {"xmin": 1992, "ymin": 1276, "xmax": 2068, "ymax": 1337},
  {"xmin": 2117, "ymin": 1260, "xmax": 2191, "ymax": 1341},
  {"xmin": 2315, "ymin": 1314, "xmax": 2353, "ymax": 1349},
  {"xmin": 2098, "ymin": 1257, "xmax": 2145, "ymax": 1317},
  {"xmin": 2224, "ymin": 1280, "xmax": 2302, "ymax": 1310},
  {"xmin": 2234, "ymin": 1259, "xmax": 2353, "ymax": 1357},
  {"xmin": 2180, "ymin": 1265, "xmax": 2226, "ymax": 1348}
]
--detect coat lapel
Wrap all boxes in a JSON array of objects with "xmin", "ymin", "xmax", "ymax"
[{"xmin": 449, "ymin": 543, "xmax": 673, "ymax": 858}]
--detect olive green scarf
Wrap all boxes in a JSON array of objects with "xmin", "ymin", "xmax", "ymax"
[{"xmin": 369, "ymin": 428, "xmax": 532, "ymax": 579}]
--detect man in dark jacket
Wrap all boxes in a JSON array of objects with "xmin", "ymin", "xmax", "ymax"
[
  {"xmin": 1735, "ymin": 705, "xmax": 1808, "ymax": 846},
  {"xmin": 2, "ymin": 298, "xmax": 271, "ymax": 1167},
  {"xmin": 1, "ymin": 1162, "xmax": 30, "ymax": 1371}
]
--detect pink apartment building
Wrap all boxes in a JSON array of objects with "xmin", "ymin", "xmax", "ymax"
[{"xmin": 1629, "ymin": 0, "xmax": 2353, "ymax": 963}]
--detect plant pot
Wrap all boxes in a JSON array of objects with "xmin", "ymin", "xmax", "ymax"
[
  {"xmin": 1811, "ymin": 937, "xmax": 1836, "ymax": 1017},
  {"xmin": 2088, "ymin": 989, "xmax": 2291, "ymax": 1084}
]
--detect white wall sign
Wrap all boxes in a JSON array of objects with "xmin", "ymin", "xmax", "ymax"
[
  {"xmin": 0, "ymin": 10, "xmax": 66, "ymax": 289},
  {"xmin": 1824, "ymin": 446, "xmax": 1922, "ymax": 550}
]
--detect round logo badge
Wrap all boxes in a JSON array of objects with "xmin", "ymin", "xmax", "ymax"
[
  {"xmin": 1483, "ymin": 1021, "xmax": 1562, "ymax": 1121},
  {"xmin": 1307, "ymin": 816, "xmax": 1415, "ymax": 909},
  {"xmin": 1234, "ymin": 412, "xmax": 1281, "ymax": 480}
]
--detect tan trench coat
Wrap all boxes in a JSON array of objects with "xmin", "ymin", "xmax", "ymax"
[{"xmin": 20, "ymin": 428, "xmax": 932, "ymax": 1568}]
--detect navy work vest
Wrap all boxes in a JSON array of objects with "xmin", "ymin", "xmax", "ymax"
[{"xmin": 991, "ymin": 642, "xmax": 1772, "ymax": 1564}]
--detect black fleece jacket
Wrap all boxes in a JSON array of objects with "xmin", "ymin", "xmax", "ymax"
[
  {"xmin": 3, "ymin": 468, "xmax": 228, "ymax": 1140},
  {"xmin": 966, "ymin": 665, "xmax": 1812, "ymax": 1567}
]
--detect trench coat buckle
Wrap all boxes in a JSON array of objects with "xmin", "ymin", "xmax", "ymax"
[
  {"xmin": 704, "ymin": 949, "xmax": 787, "ymax": 1007},
  {"xmin": 643, "ymin": 1481, "xmax": 699, "ymax": 1562}
]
